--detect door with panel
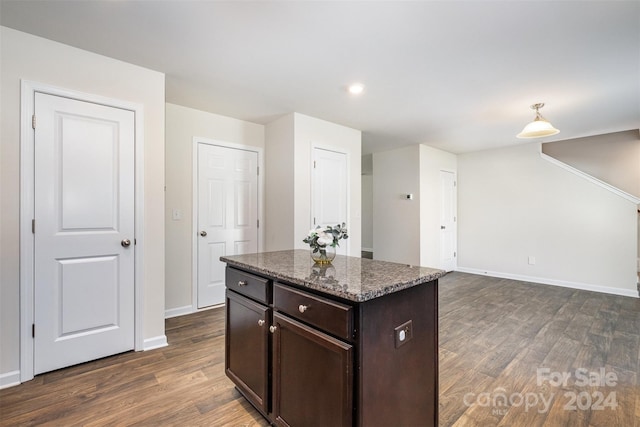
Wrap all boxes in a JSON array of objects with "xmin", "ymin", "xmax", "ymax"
[
  {"xmin": 439, "ymin": 170, "xmax": 457, "ymax": 272},
  {"xmin": 311, "ymin": 147, "xmax": 348, "ymax": 256},
  {"xmin": 34, "ymin": 92, "xmax": 135, "ymax": 374},
  {"xmin": 197, "ymin": 144, "xmax": 259, "ymax": 308}
]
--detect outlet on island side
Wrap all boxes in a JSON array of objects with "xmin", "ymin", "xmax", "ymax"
[{"xmin": 394, "ymin": 320, "xmax": 413, "ymax": 349}]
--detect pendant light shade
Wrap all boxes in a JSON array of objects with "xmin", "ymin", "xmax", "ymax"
[{"xmin": 517, "ymin": 103, "xmax": 559, "ymax": 138}]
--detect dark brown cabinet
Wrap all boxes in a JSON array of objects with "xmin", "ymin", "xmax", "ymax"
[
  {"xmin": 225, "ymin": 290, "xmax": 270, "ymax": 413},
  {"xmin": 224, "ymin": 260, "xmax": 439, "ymax": 427},
  {"xmin": 225, "ymin": 267, "xmax": 354, "ymax": 426},
  {"xmin": 272, "ymin": 312, "xmax": 353, "ymax": 427}
]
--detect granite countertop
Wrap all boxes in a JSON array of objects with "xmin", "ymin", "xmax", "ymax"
[{"xmin": 220, "ymin": 249, "xmax": 445, "ymax": 302}]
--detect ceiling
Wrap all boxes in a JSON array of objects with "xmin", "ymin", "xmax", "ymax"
[{"xmin": 1, "ymin": 1, "xmax": 638, "ymax": 155}]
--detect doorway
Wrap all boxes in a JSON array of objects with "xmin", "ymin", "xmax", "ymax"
[
  {"xmin": 20, "ymin": 81, "xmax": 145, "ymax": 382},
  {"xmin": 195, "ymin": 141, "xmax": 261, "ymax": 308},
  {"xmin": 311, "ymin": 147, "xmax": 349, "ymax": 256},
  {"xmin": 439, "ymin": 170, "xmax": 457, "ymax": 272}
]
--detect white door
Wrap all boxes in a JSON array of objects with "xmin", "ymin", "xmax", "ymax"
[
  {"xmin": 439, "ymin": 170, "xmax": 457, "ymax": 272},
  {"xmin": 197, "ymin": 144, "xmax": 259, "ymax": 308},
  {"xmin": 312, "ymin": 148, "xmax": 348, "ymax": 255},
  {"xmin": 34, "ymin": 93, "xmax": 135, "ymax": 374}
]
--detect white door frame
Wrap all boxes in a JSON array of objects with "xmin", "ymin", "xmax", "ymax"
[
  {"xmin": 439, "ymin": 168, "xmax": 458, "ymax": 272},
  {"xmin": 310, "ymin": 143, "xmax": 350, "ymax": 255},
  {"xmin": 192, "ymin": 137, "xmax": 264, "ymax": 311},
  {"xmin": 19, "ymin": 80, "xmax": 145, "ymax": 382}
]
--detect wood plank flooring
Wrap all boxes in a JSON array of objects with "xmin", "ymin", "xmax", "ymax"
[{"xmin": 1, "ymin": 272, "xmax": 639, "ymax": 426}]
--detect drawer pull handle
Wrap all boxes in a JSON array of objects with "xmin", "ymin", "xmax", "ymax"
[
  {"xmin": 269, "ymin": 325, "xmax": 277, "ymax": 333},
  {"xmin": 298, "ymin": 304, "xmax": 309, "ymax": 313},
  {"xmin": 257, "ymin": 319, "xmax": 265, "ymax": 327},
  {"xmin": 237, "ymin": 280, "xmax": 248, "ymax": 287}
]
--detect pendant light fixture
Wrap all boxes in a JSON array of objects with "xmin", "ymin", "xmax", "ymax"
[{"xmin": 517, "ymin": 103, "xmax": 560, "ymax": 138}]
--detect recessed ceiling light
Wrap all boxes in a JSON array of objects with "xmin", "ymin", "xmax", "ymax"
[{"xmin": 348, "ymin": 83, "xmax": 365, "ymax": 95}]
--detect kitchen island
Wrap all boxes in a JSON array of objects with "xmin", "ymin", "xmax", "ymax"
[{"xmin": 221, "ymin": 249, "xmax": 445, "ymax": 427}]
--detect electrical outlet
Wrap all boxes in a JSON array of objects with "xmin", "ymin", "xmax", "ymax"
[
  {"xmin": 528, "ymin": 256, "xmax": 536, "ymax": 265},
  {"xmin": 394, "ymin": 320, "xmax": 413, "ymax": 348},
  {"xmin": 172, "ymin": 208, "xmax": 183, "ymax": 221}
]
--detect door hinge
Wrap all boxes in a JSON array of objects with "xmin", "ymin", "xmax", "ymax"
[
  {"xmin": 32, "ymin": 219, "xmax": 35, "ymax": 234},
  {"xmin": 454, "ymin": 251, "xmax": 457, "ymax": 257},
  {"xmin": 313, "ymin": 160, "xmax": 316, "ymax": 169},
  {"xmin": 257, "ymin": 219, "xmax": 259, "ymax": 228},
  {"xmin": 454, "ymin": 216, "xmax": 457, "ymax": 222},
  {"xmin": 32, "ymin": 114, "xmax": 36, "ymax": 130},
  {"xmin": 454, "ymin": 181, "xmax": 457, "ymax": 187},
  {"xmin": 32, "ymin": 324, "xmax": 35, "ymax": 338},
  {"xmin": 313, "ymin": 217, "xmax": 316, "ymax": 225},
  {"xmin": 257, "ymin": 166, "xmax": 259, "ymax": 176}
]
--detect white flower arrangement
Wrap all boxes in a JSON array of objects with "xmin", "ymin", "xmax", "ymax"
[{"xmin": 303, "ymin": 223, "xmax": 348, "ymax": 256}]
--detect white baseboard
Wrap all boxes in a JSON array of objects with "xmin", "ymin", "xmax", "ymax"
[
  {"xmin": 165, "ymin": 305, "xmax": 194, "ymax": 319},
  {"xmin": 143, "ymin": 335, "xmax": 168, "ymax": 351},
  {"xmin": 0, "ymin": 370, "xmax": 21, "ymax": 390},
  {"xmin": 455, "ymin": 267, "xmax": 639, "ymax": 298},
  {"xmin": 0, "ymin": 337, "xmax": 169, "ymax": 390},
  {"xmin": 165, "ymin": 303, "xmax": 226, "ymax": 319},
  {"xmin": 361, "ymin": 247, "xmax": 373, "ymax": 253}
]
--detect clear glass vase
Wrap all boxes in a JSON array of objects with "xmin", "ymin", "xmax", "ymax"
[{"xmin": 310, "ymin": 245, "xmax": 336, "ymax": 264}]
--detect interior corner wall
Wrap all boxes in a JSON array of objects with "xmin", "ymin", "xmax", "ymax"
[
  {"xmin": 265, "ymin": 113, "xmax": 296, "ymax": 251},
  {"xmin": 361, "ymin": 154, "xmax": 374, "ymax": 252},
  {"xmin": 164, "ymin": 103, "xmax": 265, "ymax": 314},
  {"xmin": 419, "ymin": 145, "xmax": 457, "ymax": 269},
  {"xmin": 541, "ymin": 129, "xmax": 640, "ymax": 198},
  {"xmin": 458, "ymin": 142, "xmax": 638, "ymax": 296},
  {"xmin": 0, "ymin": 27, "xmax": 166, "ymax": 383},
  {"xmin": 373, "ymin": 145, "xmax": 421, "ymax": 265},
  {"xmin": 361, "ymin": 175, "xmax": 374, "ymax": 251},
  {"xmin": 292, "ymin": 113, "xmax": 362, "ymax": 257}
]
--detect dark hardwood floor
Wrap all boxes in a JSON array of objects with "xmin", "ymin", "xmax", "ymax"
[
  {"xmin": 439, "ymin": 273, "xmax": 640, "ymax": 426},
  {"xmin": 1, "ymin": 272, "xmax": 639, "ymax": 426}
]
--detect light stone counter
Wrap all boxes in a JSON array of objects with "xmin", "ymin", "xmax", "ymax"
[{"xmin": 221, "ymin": 249, "xmax": 445, "ymax": 302}]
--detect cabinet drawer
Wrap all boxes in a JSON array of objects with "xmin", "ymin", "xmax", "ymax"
[
  {"xmin": 226, "ymin": 267, "xmax": 270, "ymax": 304},
  {"xmin": 274, "ymin": 283, "xmax": 353, "ymax": 341}
]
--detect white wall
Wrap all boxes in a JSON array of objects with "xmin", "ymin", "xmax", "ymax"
[
  {"xmin": 0, "ymin": 27, "xmax": 166, "ymax": 384},
  {"xmin": 164, "ymin": 103, "xmax": 265, "ymax": 315},
  {"xmin": 542, "ymin": 130, "xmax": 640, "ymax": 277},
  {"xmin": 458, "ymin": 142, "xmax": 638, "ymax": 296},
  {"xmin": 361, "ymin": 175, "xmax": 374, "ymax": 251},
  {"xmin": 373, "ymin": 145, "xmax": 421, "ymax": 265},
  {"xmin": 264, "ymin": 114, "xmax": 295, "ymax": 251},
  {"xmin": 419, "ymin": 145, "xmax": 457, "ymax": 268},
  {"xmin": 265, "ymin": 113, "xmax": 362, "ymax": 256},
  {"xmin": 361, "ymin": 154, "xmax": 374, "ymax": 252},
  {"xmin": 372, "ymin": 144, "xmax": 457, "ymax": 267},
  {"xmin": 293, "ymin": 114, "xmax": 362, "ymax": 255}
]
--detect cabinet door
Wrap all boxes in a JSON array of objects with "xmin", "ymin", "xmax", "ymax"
[
  {"xmin": 225, "ymin": 290, "xmax": 270, "ymax": 413},
  {"xmin": 272, "ymin": 312, "xmax": 353, "ymax": 427}
]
